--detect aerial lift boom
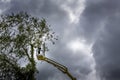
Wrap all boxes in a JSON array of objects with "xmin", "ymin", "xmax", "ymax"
[{"xmin": 37, "ymin": 55, "xmax": 76, "ymax": 80}]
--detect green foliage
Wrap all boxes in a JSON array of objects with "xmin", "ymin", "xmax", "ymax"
[
  {"xmin": 0, "ymin": 54, "xmax": 22, "ymax": 80},
  {"xmin": 0, "ymin": 12, "xmax": 56, "ymax": 80}
]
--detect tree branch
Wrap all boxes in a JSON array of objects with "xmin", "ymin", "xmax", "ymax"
[{"xmin": 22, "ymin": 47, "xmax": 31, "ymax": 62}]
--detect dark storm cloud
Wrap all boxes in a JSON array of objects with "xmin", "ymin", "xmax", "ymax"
[
  {"xmin": 93, "ymin": 16, "xmax": 120, "ymax": 80},
  {"xmin": 6, "ymin": 0, "xmax": 63, "ymax": 15},
  {"xmin": 81, "ymin": 0, "xmax": 120, "ymax": 80},
  {"xmin": 79, "ymin": 0, "xmax": 120, "ymax": 42}
]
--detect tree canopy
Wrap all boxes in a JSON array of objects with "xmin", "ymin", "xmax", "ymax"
[{"xmin": 0, "ymin": 12, "xmax": 56, "ymax": 80}]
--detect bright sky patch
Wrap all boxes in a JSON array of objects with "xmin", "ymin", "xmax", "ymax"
[
  {"xmin": 67, "ymin": 38, "xmax": 92, "ymax": 54},
  {"xmin": 61, "ymin": 0, "xmax": 85, "ymax": 24}
]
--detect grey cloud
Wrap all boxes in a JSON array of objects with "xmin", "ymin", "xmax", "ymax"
[
  {"xmin": 78, "ymin": 0, "xmax": 120, "ymax": 42},
  {"xmin": 0, "ymin": 1, "xmax": 10, "ymax": 12},
  {"xmin": 82, "ymin": 0, "xmax": 120, "ymax": 80},
  {"xmin": 76, "ymin": 0, "xmax": 120, "ymax": 80},
  {"xmin": 93, "ymin": 16, "xmax": 120, "ymax": 80},
  {"xmin": 5, "ymin": 0, "xmax": 69, "ymax": 26}
]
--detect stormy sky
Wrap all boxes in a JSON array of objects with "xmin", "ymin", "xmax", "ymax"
[{"xmin": 0, "ymin": 0, "xmax": 120, "ymax": 80}]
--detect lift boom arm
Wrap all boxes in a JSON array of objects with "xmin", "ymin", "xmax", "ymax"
[{"xmin": 37, "ymin": 55, "xmax": 76, "ymax": 80}]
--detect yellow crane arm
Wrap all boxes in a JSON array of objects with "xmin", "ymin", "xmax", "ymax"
[{"xmin": 37, "ymin": 55, "xmax": 76, "ymax": 80}]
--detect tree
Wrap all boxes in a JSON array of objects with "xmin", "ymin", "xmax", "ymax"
[
  {"xmin": 0, "ymin": 12, "xmax": 76, "ymax": 80},
  {"xmin": 0, "ymin": 12, "xmax": 56, "ymax": 80}
]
